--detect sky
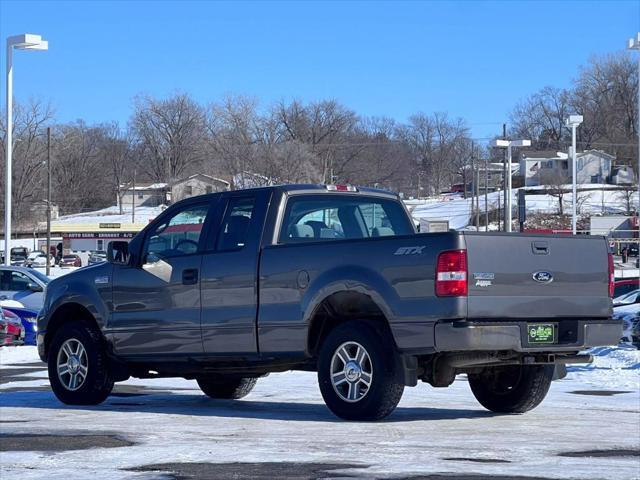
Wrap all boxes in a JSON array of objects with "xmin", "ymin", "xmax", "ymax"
[{"xmin": 0, "ymin": 0, "xmax": 638, "ymax": 141}]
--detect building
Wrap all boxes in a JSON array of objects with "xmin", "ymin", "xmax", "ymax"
[
  {"xmin": 118, "ymin": 182, "xmax": 168, "ymax": 208},
  {"xmin": 29, "ymin": 200, "xmax": 59, "ymax": 223},
  {"xmin": 48, "ymin": 205, "xmax": 166, "ymax": 260},
  {"xmin": 520, "ymin": 150, "xmax": 614, "ymax": 187},
  {"xmin": 169, "ymin": 174, "xmax": 230, "ymax": 203}
]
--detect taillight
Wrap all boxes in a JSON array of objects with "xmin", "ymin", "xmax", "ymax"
[
  {"xmin": 608, "ymin": 253, "xmax": 615, "ymax": 298},
  {"xmin": 436, "ymin": 250, "xmax": 468, "ymax": 297}
]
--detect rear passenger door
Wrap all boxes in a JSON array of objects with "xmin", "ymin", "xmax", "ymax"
[{"xmin": 200, "ymin": 190, "xmax": 271, "ymax": 354}]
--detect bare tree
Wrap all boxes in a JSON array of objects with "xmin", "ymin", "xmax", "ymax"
[
  {"xmin": 132, "ymin": 93, "xmax": 206, "ymax": 182},
  {"xmin": 0, "ymin": 100, "xmax": 54, "ymax": 228},
  {"xmin": 540, "ymin": 169, "xmax": 570, "ymax": 215}
]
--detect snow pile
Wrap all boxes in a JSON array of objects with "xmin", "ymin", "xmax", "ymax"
[
  {"xmin": 567, "ymin": 345, "xmax": 640, "ymax": 390},
  {"xmin": 408, "ymin": 186, "xmax": 637, "ymax": 231}
]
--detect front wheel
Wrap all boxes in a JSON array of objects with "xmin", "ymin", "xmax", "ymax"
[
  {"xmin": 47, "ymin": 321, "xmax": 113, "ymax": 405},
  {"xmin": 317, "ymin": 321, "xmax": 404, "ymax": 421},
  {"xmin": 468, "ymin": 364, "xmax": 554, "ymax": 414}
]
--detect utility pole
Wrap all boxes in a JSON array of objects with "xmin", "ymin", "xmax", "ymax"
[
  {"xmin": 131, "ymin": 169, "xmax": 136, "ymax": 224},
  {"xmin": 502, "ymin": 123, "xmax": 507, "ymax": 232},
  {"xmin": 470, "ymin": 141, "xmax": 476, "ymax": 228},
  {"xmin": 497, "ymin": 191, "xmax": 501, "ymax": 231},
  {"xmin": 46, "ymin": 127, "xmax": 51, "ymax": 276},
  {"xmin": 484, "ymin": 155, "xmax": 489, "ymax": 231},
  {"xmin": 476, "ymin": 166, "xmax": 480, "ymax": 229}
]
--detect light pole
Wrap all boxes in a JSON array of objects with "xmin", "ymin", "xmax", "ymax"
[
  {"xmin": 490, "ymin": 138, "xmax": 531, "ymax": 232},
  {"xmin": 629, "ymin": 33, "xmax": 640, "ymax": 217},
  {"xmin": 565, "ymin": 115, "xmax": 583, "ymax": 235},
  {"xmin": 4, "ymin": 34, "xmax": 48, "ymax": 265}
]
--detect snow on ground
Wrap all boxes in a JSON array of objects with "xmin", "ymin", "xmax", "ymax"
[
  {"xmin": 408, "ymin": 186, "xmax": 638, "ymax": 231},
  {"xmin": 1, "ymin": 346, "xmax": 639, "ymax": 480}
]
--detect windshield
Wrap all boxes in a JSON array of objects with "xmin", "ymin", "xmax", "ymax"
[
  {"xmin": 28, "ymin": 269, "xmax": 51, "ymax": 285},
  {"xmin": 614, "ymin": 289, "xmax": 639, "ymax": 304}
]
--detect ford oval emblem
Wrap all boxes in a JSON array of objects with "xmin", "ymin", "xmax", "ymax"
[{"xmin": 533, "ymin": 271, "xmax": 553, "ymax": 284}]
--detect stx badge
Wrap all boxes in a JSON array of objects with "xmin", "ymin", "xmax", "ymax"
[{"xmin": 394, "ymin": 246, "xmax": 426, "ymax": 255}]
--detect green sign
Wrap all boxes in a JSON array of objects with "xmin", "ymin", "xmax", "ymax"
[{"xmin": 527, "ymin": 323, "xmax": 556, "ymax": 344}]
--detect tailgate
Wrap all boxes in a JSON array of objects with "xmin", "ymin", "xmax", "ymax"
[{"xmin": 463, "ymin": 233, "xmax": 611, "ymax": 319}]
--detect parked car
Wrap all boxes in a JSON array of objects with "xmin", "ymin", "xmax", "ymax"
[
  {"xmin": 37, "ymin": 184, "xmax": 620, "ymax": 420},
  {"xmin": 60, "ymin": 254, "xmax": 82, "ymax": 268},
  {"xmin": 613, "ymin": 289, "xmax": 640, "ymax": 307},
  {"xmin": 27, "ymin": 253, "xmax": 55, "ymax": 268},
  {"xmin": 2, "ymin": 306, "xmax": 39, "ymax": 346},
  {"xmin": 1, "ymin": 308, "xmax": 25, "ymax": 346},
  {"xmin": 0, "ymin": 266, "xmax": 50, "ymax": 311},
  {"xmin": 613, "ymin": 304, "xmax": 640, "ymax": 349},
  {"xmin": 88, "ymin": 251, "xmax": 107, "ymax": 265},
  {"xmin": 10, "ymin": 247, "xmax": 30, "ymax": 266},
  {"xmin": 614, "ymin": 278, "xmax": 640, "ymax": 298}
]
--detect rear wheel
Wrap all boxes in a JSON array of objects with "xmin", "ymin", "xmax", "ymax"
[
  {"xmin": 197, "ymin": 376, "xmax": 257, "ymax": 399},
  {"xmin": 47, "ymin": 321, "xmax": 113, "ymax": 405},
  {"xmin": 468, "ymin": 364, "xmax": 554, "ymax": 413},
  {"xmin": 317, "ymin": 321, "xmax": 404, "ymax": 421}
]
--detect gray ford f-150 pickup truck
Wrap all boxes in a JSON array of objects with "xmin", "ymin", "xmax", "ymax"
[{"xmin": 38, "ymin": 184, "xmax": 621, "ymax": 420}]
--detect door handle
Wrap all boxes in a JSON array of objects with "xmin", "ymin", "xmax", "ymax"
[
  {"xmin": 182, "ymin": 268, "xmax": 199, "ymax": 285},
  {"xmin": 532, "ymin": 241, "xmax": 549, "ymax": 255}
]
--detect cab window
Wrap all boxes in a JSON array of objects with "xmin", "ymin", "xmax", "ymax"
[{"xmin": 280, "ymin": 195, "xmax": 414, "ymax": 244}]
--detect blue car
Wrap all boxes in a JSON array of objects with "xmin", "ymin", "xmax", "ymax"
[{"xmin": 3, "ymin": 306, "xmax": 39, "ymax": 346}]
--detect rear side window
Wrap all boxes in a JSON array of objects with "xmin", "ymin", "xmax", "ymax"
[
  {"xmin": 279, "ymin": 195, "xmax": 413, "ymax": 244},
  {"xmin": 216, "ymin": 197, "xmax": 255, "ymax": 251}
]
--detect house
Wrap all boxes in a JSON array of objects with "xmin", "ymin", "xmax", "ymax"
[
  {"xmin": 169, "ymin": 174, "xmax": 230, "ymax": 203},
  {"xmin": 118, "ymin": 182, "xmax": 168, "ymax": 208},
  {"xmin": 520, "ymin": 150, "xmax": 614, "ymax": 187}
]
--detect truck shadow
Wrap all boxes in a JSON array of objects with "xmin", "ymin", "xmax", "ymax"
[{"xmin": 0, "ymin": 390, "xmax": 496, "ymax": 423}]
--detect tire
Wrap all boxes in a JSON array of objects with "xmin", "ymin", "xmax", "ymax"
[
  {"xmin": 47, "ymin": 321, "xmax": 113, "ymax": 405},
  {"xmin": 468, "ymin": 364, "xmax": 554, "ymax": 414},
  {"xmin": 317, "ymin": 320, "xmax": 404, "ymax": 421},
  {"xmin": 197, "ymin": 376, "xmax": 257, "ymax": 399}
]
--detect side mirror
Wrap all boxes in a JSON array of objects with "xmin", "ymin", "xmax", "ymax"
[
  {"xmin": 107, "ymin": 241, "xmax": 130, "ymax": 265},
  {"xmin": 28, "ymin": 282, "xmax": 43, "ymax": 293}
]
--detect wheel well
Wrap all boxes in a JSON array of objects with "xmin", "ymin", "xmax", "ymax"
[
  {"xmin": 45, "ymin": 303, "xmax": 100, "ymax": 360},
  {"xmin": 307, "ymin": 291, "xmax": 394, "ymax": 357}
]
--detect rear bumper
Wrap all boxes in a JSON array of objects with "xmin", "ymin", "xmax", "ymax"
[{"xmin": 434, "ymin": 320, "xmax": 622, "ymax": 353}]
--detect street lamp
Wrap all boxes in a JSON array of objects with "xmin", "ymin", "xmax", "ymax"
[
  {"xmin": 629, "ymin": 33, "xmax": 640, "ymax": 217},
  {"xmin": 565, "ymin": 115, "xmax": 583, "ymax": 235},
  {"xmin": 490, "ymin": 138, "xmax": 531, "ymax": 232},
  {"xmin": 4, "ymin": 34, "xmax": 48, "ymax": 265}
]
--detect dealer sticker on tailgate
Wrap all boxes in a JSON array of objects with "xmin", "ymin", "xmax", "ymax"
[{"xmin": 527, "ymin": 323, "xmax": 557, "ymax": 344}]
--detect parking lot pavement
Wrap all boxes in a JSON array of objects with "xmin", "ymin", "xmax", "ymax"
[{"xmin": 1, "ymin": 347, "xmax": 639, "ymax": 480}]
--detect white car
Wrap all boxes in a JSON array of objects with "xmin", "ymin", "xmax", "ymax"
[
  {"xmin": 612, "ymin": 303, "xmax": 640, "ymax": 348},
  {"xmin": 29, "ymin": 253, "xmax": 54, "ymax": 268}
]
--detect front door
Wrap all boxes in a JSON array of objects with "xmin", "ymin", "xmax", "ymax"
[
  {"xmin": 110, "ymin": 201, "xmax": 214, "ymax": 356},
  {"xmin": 0, "ymin": 269, "xmax": 43, "ymax": 310},
  {"xmin": 200, "ymin": 191, "xmax": 270, "ymax": 354}
]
